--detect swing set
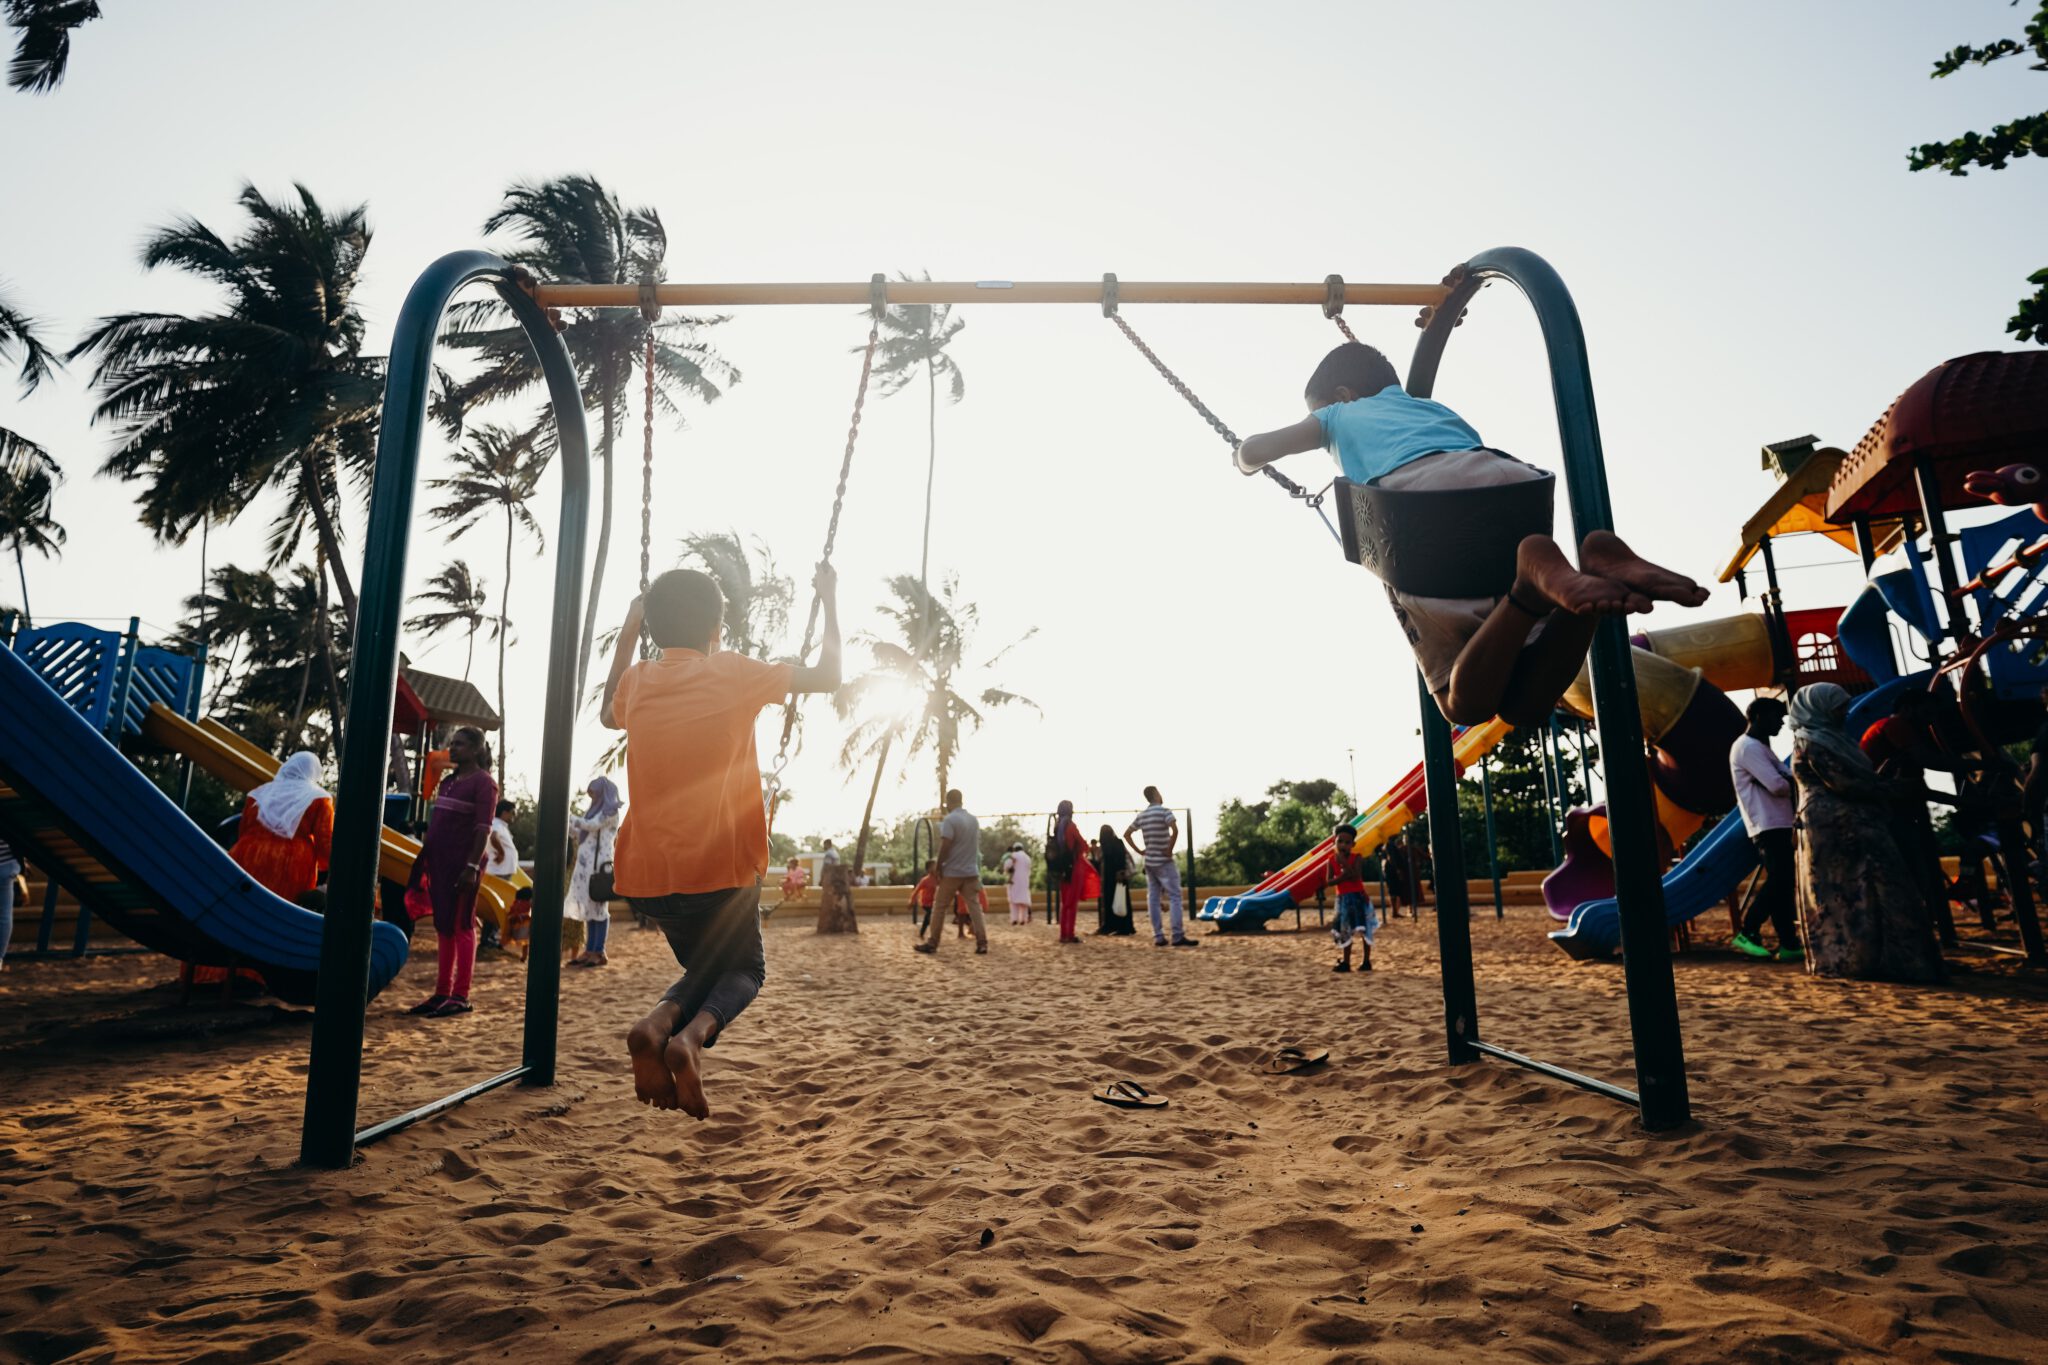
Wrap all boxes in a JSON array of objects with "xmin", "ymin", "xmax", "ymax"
[{"xmin": 300, "ymin": 246, "xmax": 1688, "ymax": 1170}]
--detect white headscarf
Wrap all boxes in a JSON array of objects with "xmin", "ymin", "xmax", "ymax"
[
  {"xmin": 1789, "ymin": 683, "xmax": 1874, "ymax": 776},
  {"xmin": 249, "ymin": 751, "xmax": 329, "ymax": 839}
]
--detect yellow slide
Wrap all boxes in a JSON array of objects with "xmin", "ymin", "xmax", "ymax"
[{"xmin": 141, "ymin": 704, "xmax": 529, "ymax": 931}]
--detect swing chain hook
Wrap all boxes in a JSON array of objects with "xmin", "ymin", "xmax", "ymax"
[{"xmin": 1324, "ymin": 274, "xmax": 1360, "ymax": 343}]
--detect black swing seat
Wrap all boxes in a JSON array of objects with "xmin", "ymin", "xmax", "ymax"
[{"xmin": 1335, "ymin": 467, "xmax": 1556, "ymax": 600}]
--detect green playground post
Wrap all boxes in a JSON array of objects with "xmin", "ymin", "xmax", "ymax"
[
  {"xmin": 300, "ymin": 250, "xmax": 590, "ymax": 1169},
  {"xmin": 1406, "ymin": 246, "xmax": 1690, "ymax": 1131},
  {"xmin": 1418, "ymin": 674, "xmax": 1479, "ymax": 1062}
]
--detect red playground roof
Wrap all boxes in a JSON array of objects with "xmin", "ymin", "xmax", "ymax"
[{"xmin": 1824, "ymin": 351, "xmax": 2048, "ymax": 521}]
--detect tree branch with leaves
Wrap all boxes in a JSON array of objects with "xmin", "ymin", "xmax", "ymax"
[{"xmin": 1909, "ymin": 2, "xmax": 2048, "ymax": 342}]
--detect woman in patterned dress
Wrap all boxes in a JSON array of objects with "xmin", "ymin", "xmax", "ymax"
[{"xmin": 1790, "ymin": 684, "xmax": 1944, "ymax": 983}]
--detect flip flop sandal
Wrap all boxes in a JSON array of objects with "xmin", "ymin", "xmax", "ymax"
[
  {"xmin": 406, "ymin": 995, "xmax": 448, "ymax": 1015},
  {"xmin": 1092, "ymin": 1080, "xmax": 1168, "ymax": 1110},
  {"xmin": 1262, "ymin": 1046, "xmax": 1330, "ymax": 1075},
  {"xmin": 429, "ymin": 998, "xmax": 474, "ymax": 1018}
]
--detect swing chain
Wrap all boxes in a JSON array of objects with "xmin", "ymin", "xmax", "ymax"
[
  {"xmin": 765, "ymin": 288, "xmax": 886, "ymax": 822},
  {"xmin": 640, "ymin": 327, "xmax": 656, "ymax": 599},
  {"xmin": 1102, "ymin": 302, "xmax": 1333, "ymax": 531}
]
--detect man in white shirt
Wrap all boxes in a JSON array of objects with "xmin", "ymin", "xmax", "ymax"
[
  {"xmin": 1728, "ymin": 698, "xmax": 1802, "ymax": 961},
  {"xmin": 480, "ymin": 800, "xmax": 519, "ymax": 950},
  {"xmin": 485, "ymin": 800, "xmax": 520, "ymax": 878}
]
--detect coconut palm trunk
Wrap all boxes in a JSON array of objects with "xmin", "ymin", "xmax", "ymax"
[
  {"xmin": 282, "ymin": 654, "xmax": 313, "ymax": 755},
  {"xmin": 919, "ymin": 351, "xmax": 937, "ymax": 591},
  {"xmin": 301, "ymin": 450, "xmax": 359, "ymax": 634},
  {"xmin": 315, "ymin": 551, "xmax": 347, "ymax": 746},
  {"xmin": 851, "ymin": 729, "xmax": 896, "ymax": 879},
  {"xmin": 500, "ymin": 499, "xmax": 515, "ymax": 779},
  {"xmin": 13, "ymin": 540, "xmax": 29, "ymax": 626},
  {"xmin": 577, "ymin": 388, "xmax": 617, "ymax": 695}
]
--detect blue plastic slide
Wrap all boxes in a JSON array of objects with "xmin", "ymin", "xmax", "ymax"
[
  {"xmin": 1549, "ymin": 675, "xmax": 1923, "ymax": 960},
  {"xmin": 0, "ymin": 646, "xmax": 408, "ymax": 1004}
]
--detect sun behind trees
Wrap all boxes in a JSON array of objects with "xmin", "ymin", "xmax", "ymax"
[{"xmin": 833, "ymin": 573, "xmax": 1035, "ymax": 883}]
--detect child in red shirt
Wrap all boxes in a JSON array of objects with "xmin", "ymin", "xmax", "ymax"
[
  {"xmin": 1326, "ymin": 823, "xmax": 1376, "ymax": 973},
  {"xmin": 908, "ymin": 860, "xmax": 939, "ymax": 935}
]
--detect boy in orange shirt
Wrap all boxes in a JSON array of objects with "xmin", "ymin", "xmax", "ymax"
[{"xmin": 604, "ymin": 564, "xmax": 840, "ymax": 1119}]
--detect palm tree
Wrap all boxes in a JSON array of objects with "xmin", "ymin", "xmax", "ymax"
[
  {"xmin": 71, "ymin": 182, "xmax": 383, "ymax": 638},
  {"xmin": 182, "ymin": 563, "xmax": 278, "ymax": 708},
  {"xmin": 4, "ymin": 0, "xmax": 100, "ymax": 93},
  {"xmin": 437, "ymin": 175, "xmax": 738, "ymax": 698},
  {"xmin": 835, "ymin": 573, "xmax": 1035, "ymax": 876},
  {"xmin": 427, "ymin": 423, "xmax": 547, "ymax": 778},
  {"xmin": 0, "ymin": 463, "xmax": 61, "ymax": 624},
  {"xmin": 181, "ymin": 563, "xmax": 347, "ymax": 756},
  {"xmin": 2, "ymin": 282, "xmax": 62, "ymax": 481},
  {"xmin": 1, "ymin": 283, "xmax": 63, "ymax": 624},
  {"xmin": 678, "ymin": 531, "xmax": 792, "ymax": 660},
  {"xmin": 406, "ymin": 560, "xmax": 495, "ymax": 682},
  {"xmin": 869, "ymin": 272, "xmax": 967, "ymax": 599}
]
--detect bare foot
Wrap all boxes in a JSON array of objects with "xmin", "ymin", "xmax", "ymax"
[
  {"xmin": 1579, "ymin": 530, "xmax": 1709, "ymax": 608},
  {"xmin": 665, "ymin": 1032, "xmax": 711, "ymax": 1120},
  {"xmin": 1514, "ymin": 535, "xmax": 1645, "ymax": 616},
  {"xmin": 626, "ymin": 1020, "xmax": 679, "ymax": 1110}
]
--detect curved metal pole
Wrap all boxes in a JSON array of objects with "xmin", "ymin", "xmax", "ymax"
[
  {"xmin": 301, "ymin": 251, "xmax": 590, "ymax": 1169},
  {"xmin": 1406, "ymin": 246, "xmax": 1689, "ymax": 1130}
]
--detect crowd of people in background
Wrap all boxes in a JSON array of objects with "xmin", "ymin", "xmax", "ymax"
[{"xmin": 1722, "ymin": 677, "xmax": 2042, "ymax": 984}]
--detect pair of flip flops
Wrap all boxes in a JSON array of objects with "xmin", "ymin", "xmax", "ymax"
[{"xmin": 1093, "ymin": 1046, "xmax": 1331, "ymax": 1108}]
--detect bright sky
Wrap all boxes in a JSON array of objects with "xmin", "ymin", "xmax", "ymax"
[{"xmin": 3, "ymin": 1, "xmax": 2041, "ymax": 849}]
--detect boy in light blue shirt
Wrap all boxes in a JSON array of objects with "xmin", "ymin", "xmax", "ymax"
[{"xmin": 1237, "ymin": 341, "xmax": 1705, "ymax": 727}]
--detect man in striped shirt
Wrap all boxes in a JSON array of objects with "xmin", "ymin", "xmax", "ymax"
[{"xmin": 1125, "ymin": 787, "xmax": 1197, "ymax": 948}]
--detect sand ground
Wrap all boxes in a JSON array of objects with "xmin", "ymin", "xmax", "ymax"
[{"xmin": 1, "ymin": 903, "xmax": 2045, "ymax": 1363}]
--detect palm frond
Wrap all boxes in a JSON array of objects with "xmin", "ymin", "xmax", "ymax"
[{"xmin": 5, "ymin": 0, "xmax": 99, "ymax": 94}]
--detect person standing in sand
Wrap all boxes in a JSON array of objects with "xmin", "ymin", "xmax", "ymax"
[
  {"xmin": 915, "ymin": 790, "xmax": 986, "ymax": 956},
  {"xmin": 1728, "ymin": 698, "xmax": 1802, "ymax": 961},
  {"xmin": 1125, "ymin": 786, "xmax": 1195, "ymax": 948},
  {"xmin": 1001, "ymin": 842, "xmax": 1032, "ymax": 924},
  {"xmin": 565, "ymin": 777, "xmax": 622, "ymax": 968},
  {"xmin": 405, "ymin": 727, "xmax": 498, "ymax": 1018},
  {"xmin": 1789, "ymin": 683, "xmax": 1944, "ymax": 983},
  {"xmin": 606, "ymin": 565, "xmax": 841, "ymax": 1119},
  {"xmin": 1050, "ymin": 800, "xmax": 1091, "ymax": 944}
]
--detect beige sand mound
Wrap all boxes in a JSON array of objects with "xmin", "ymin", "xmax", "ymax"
[{"xmin": 2, "ymin": 905, "xmax": 2045, "ymax": 1362}]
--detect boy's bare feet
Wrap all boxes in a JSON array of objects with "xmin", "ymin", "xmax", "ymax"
[
  {"xmin": 627, "ymin": 1018, "xmax": 680, "ymax": 1110},
  {"xmin": 1514, "ymin": 535, "xmax": 1646, "ymax": 616},
  {"xmin": 1578, "ymin": 530, "xmax": 1709, "ymax": 608},
  {"xmin": 664, "ymin": 1031, "xmax": 711, "ymax": 1120}
]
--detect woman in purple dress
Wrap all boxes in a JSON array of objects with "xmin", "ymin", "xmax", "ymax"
[{"xmin": 406, "ymin": 726, "xmax": 499, "ymax": 1016}]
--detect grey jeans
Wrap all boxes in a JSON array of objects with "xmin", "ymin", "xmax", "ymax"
[
  {"xmin": 1145, "ymin": 860, "xmax": 1184, "ymax": 941},
  {"xmin": 631, "ymin": 885, "xmax": 766, "ymax": 1043}
]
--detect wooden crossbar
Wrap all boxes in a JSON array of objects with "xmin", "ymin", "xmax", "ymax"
[{"xmin": 526, "ymin": 278, "xmax": 1450, "ymax": 309}]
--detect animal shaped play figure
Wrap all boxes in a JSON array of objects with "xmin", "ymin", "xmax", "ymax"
[
  {"xmin": 1964, "ymin": 463, "xmax": 2048, "ymax": 522},
  {"xmin": 1960, "ymin": 463, "xmax": 2048, "ymax": 594}
]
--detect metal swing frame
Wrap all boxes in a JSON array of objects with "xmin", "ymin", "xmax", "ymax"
[{"xmin": 300, "ymin": 245, "xmax": 1687, "ymax": 1170}]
